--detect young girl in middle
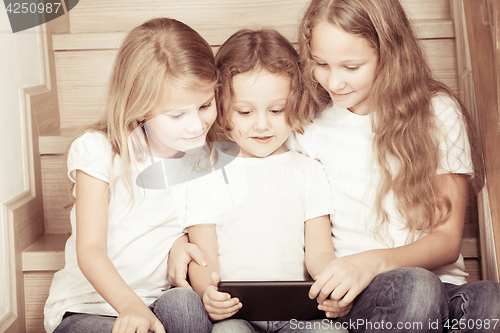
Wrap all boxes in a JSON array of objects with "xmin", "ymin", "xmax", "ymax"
[{"xmin": 185, "ymin": 29, "xmax": 349, "ymax": 333}]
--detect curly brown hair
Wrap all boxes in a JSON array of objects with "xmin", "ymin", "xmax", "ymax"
[{"xmin": 214, "ymin": 28, "xmax": 305, "ymax": 137}]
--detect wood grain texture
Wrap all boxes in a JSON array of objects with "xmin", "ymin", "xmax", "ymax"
[
  {"xmin": 52, "ymin": 19, "xmax": 454, "ymax": 52},
  {"xmin": 23, "ymin": 234, "xmax": 69, "ymax": 271},
  {"xmin": 464, "ymin": 0, "xmax": 500, "ymax": 281},
  {"xmin": 24, "ymin": 272, "xmax": 57, "ymax": 333},
  {"xmin": 41, "ymin": 155, "xmax": 72, "ymax": 234},
  {"xmin": 55, "ymin": 49, "xmax": 116, "ymax": 128},
  {"xmin": 464, "ymin": 258, "xmax": 481, "ymax": 282},
  {"xmin": 66, "ymin": 0, "xmax": 451, "ymax": 34}
]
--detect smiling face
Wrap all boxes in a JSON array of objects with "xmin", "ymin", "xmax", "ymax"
[
  {"xmin": 143, "ymin": 83, "xmax": 216, "ymax": 158},
  {"xmin": 228, "ymin": 70, "xmax": 292, "ymax": 158},
  {"xmin": 310, "ymin": 21, "xmax": 379, "ymax": 115}
]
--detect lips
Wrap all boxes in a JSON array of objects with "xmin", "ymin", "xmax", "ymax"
[
  {"xmin": 251, "ymin": 136, "xmax": 273, "ymax": 144},
  {"xmin": 331, "ymin": 91, "xmax": 352, "ymax": 98},
  {"xmin": 183, "ymin": 132, "xmax": 205, "ymax": 141}
]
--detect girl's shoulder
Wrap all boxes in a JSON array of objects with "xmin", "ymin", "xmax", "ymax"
[
  {"xmin": 67, "ymin": 131, "xmax": 114, "ymax": 174},
  {"xmin": 69, "ymin": 131, "xmax": 111, "ymax": 155},
  {"xmin": 431, "ymin": 93, "xmax": 468, "ymax": 135},
  {"xmin": 431, "ymin": 93, "xmax": 463, "ymax": 120}
]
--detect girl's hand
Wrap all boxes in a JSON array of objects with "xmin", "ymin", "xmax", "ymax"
[
  {"xmin": 309, "ymin": 251, "xmax": 381, "ymax": 308},
  {"xmin": 167, "ymin": 235, "xmax": 207, "ymax": 289},
  {"xmin": 112, "ymin": 303, "xmax": 165, "ymax": 333},
  {"xmin": 318, "ymin": 299, "xmax": 353, "ymax": 318},
  {"xmin": 202, "ymin": 272, "xmax": 242, "ymax": 321}
]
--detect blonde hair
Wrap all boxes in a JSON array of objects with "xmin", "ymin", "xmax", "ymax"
[
  {"xmin": 298, "ymin": 0, "xmax": 483, "ymax": 240},
  {"xmin": 214, "ymin": 29, "xmax": 305, "ymax": 136},
  {"xmin": 66, "ymin": 18, "xmax": 216, "ymax": 205}
]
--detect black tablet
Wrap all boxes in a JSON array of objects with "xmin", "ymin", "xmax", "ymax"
[{"xmin": 217, "ymin": 281, "xmax": 326, "ymax": 321}]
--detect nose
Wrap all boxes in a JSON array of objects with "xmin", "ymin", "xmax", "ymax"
[
  {"xmin": 328, "ymin": 70, "xmax": 347, "ymax": 92},
  {"xmin": 253, "ymin": 111, "xmax": 271, "ymax": 131},
  {"xmin": 185, "ymin": 110, "xmax": 204, "ymax": 135}
]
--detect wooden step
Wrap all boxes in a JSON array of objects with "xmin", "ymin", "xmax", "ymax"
[
  {"xmin": 23, "ymin": 234, "xmax": 69, "ymax": 272},
  {"xmin": 40, "ymin": 127, "xmax": 79, "ymax": 155},
  {"xmin": 52, "ymin": 19, "xmax": 453, "ymax": 52},
  {"xmin": 65, "ymin": 0, "xmax": 453, "ymax": 35}
]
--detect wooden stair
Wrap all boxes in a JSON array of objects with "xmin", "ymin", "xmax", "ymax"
[{"xmin": 17, "ymin": 0, "xmax": 488, "ymax": 332}]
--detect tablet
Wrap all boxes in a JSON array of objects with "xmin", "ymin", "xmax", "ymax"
[{"xmin": 217, "ymin": 281, "xmax": 326, "ymax": 321}]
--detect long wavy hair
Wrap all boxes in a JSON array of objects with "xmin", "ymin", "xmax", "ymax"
[
  {"xmin": 214, "ymin": 29, "xmax": 305, "ymax": 135},
  {"xmin": 298, "ymin": 0, "xmax": 483, "ymax": 241},
  {"xmin": 65, "ymin": 17, "xmax": 216, "ymax": 205}
]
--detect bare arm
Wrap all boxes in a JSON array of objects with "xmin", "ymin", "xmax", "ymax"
[
  {"xmin": 310, "ymin": 173, "xmax": 468, "ymax": 307},
  {"xmin": 188, "ymin": 224, "xmax": 241, "ymax": 320},
  {"xmin": 304, "ymin": 215, "xmax": 337, "ymax": 278},
  {"xmin": 75, "ymin": 170, "xmax": 164, "ymax": 333},
  {"xmin": 167, "ymin": 234, "xmax": 207, "ymax": 289},
  {"xmin": 305, "ymin": 215, "xmax": 352, "ymax": 317}
]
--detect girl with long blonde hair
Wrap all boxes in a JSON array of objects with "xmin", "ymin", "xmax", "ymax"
[
  {"xmin": 289, "ymin": 0, "xmax": 500, "ymax": 331},
  {"xmin": 44, "ymin": 18, "xmax": 217, "ymax": 333}
]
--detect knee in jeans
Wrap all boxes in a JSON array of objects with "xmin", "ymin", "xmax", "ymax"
[
  {"xmin": 155, "ymin": 288, "xmax": 203, "ymax": 313},
  {"xmin": 212, "ymin": 319, "xmax": 254, "ymax": 333},
  {"xmin": 380, "ymin": 267, "xmax": 446, "ymax": 319},
  {"xmin": 401, "ymin": 267, "xmax": 443, "ymax": 295}
]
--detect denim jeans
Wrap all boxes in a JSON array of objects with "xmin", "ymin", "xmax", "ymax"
[
  {"xmin": 213, "ymin": 268, "xmax": 500, "ymax": 332},
  {"xmin": 212, "ymin": 319, "xmax": 348, "ymax": 332},
  {"xmin": 321, "ymin": 267, "xmax": 447, "ymax": 333},
  {"xmin": 334, "ymin": 267, "xmax": 500, "ymax": 333},
  {"xmin": 444, "ymin": 280, "xmax": 500, "ymax": 333},
  {"xmin": 53, "ymin": 288, "xmax": 212, "ymax": 333}
]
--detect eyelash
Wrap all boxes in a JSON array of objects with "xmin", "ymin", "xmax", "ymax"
[
  {"xmin": 236, "ymin": 109, "xmax": 284, "ymax": 115},
  {"xmin": 314, "ymin": 61, "xmax": 360, "ymax": 72},
  {"xmin": 200, "ymin": 102, "xmax": 212, "ymax": 110},
  {"xmin": 169, "ymin": 113, "xmax": 184, "ymax": 119},
  {"xmin": 345, "ymin": 66, "xmax": 359, "ymax": 71},
  {"xmin": 314, "ymin": 61, "xmax": 328, "ymax": 67},
  {"xmin": 169, "ymin": 101, "xmax": 212, "ymax": 119}
]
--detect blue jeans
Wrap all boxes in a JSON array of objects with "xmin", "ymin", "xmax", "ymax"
[
  {"xmin": 53, "ymin": 288, "xmax": 212, "ymax": 333},
  {"xmin": 212, "ymin": 319, "xmax": 348, "ymax": 332},
  {"xmin": 333, "ymin": 267, "xmax": 500, "ymax": 333},
  {"xmin": 444, "ymin": 280, "xmax": 500, "ymax": 332}
]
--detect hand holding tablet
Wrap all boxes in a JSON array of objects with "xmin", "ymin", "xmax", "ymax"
[{"xmin": 217, "ymin": 281, "xmax": 326, "ymax": 321}]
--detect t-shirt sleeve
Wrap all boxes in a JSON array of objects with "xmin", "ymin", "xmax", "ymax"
[
  {"xmin": 433, "ymin": 95, "xmax": 473, "ymax": 175},
  {"xmin": 304, "ymin": 160, "xmax": 335, "ymax": 221},
  {"xmin": 67, "ymin": 132, "xmax": 112, "ymax": 184}
]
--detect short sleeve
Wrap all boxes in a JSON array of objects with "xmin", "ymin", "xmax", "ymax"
[
  {"xmin": 433, "ymin": 95, "xmax": 474, "ymax": 175},
  {"xmin": 67, "ymin": 132, "xmax": 113, "ymax": 184},
  {"xmin": 304, "ymin": 160, "xmax": 335, "ymax": 221}
]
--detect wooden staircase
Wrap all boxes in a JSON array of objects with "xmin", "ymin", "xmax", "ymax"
[{"xmin": 9, "ymin": 0, "xmax": 495, "ymax": 332}]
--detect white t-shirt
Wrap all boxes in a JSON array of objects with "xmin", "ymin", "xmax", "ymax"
[
  {"xmin": 44, "ymin": 132, "xmax": 192, "ymax": 332},
  {"xmin": 185, "ymin": 149, "xmax": 334, "ymax": 281},
  {"xmin": 287, "ymin": 94, "xmax": 473, "ymax": 285}
]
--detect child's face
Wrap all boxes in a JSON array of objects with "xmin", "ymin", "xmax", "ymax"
[
  {"xmin": 310, "ymin": 21, "xmax": 379, "ymax": 115},
  {"xmin": 228, "ymin": 70, "xmax": 292, "ymax": 158},
  {"xmin": 144, "ymin": 83, "xmax": 216, "ymax": 157}
]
